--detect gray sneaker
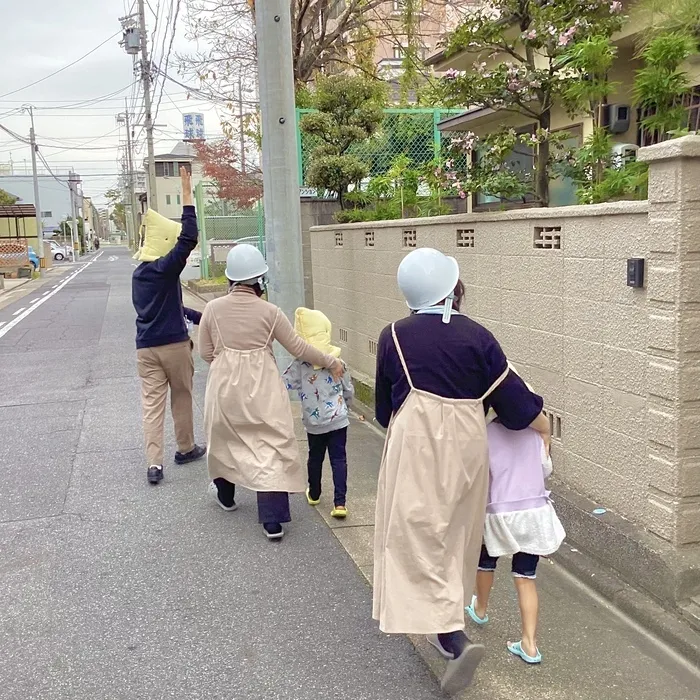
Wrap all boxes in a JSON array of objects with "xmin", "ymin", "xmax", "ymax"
[{"xmin": 441, "ymin": 642, "xmax": 485, "ymax": 695}]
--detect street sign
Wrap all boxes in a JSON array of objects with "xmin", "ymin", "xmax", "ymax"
[{"xmin": 183, "ymin": 113, "xmax": 205, "ymax": 141}]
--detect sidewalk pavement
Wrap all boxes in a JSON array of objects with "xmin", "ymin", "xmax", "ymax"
[
  {"xmin": 185, "ymin": 288, "xmax": 700, "ymax": 699},
  {"xmin": 0, "ymin": 263, "xmax": 76, "ymax": 311},
  {"xmin": 304, "ymin": 413, "xmax": 700, "ymax": 700}
]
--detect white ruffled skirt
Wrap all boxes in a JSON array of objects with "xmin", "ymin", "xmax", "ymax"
[{"xmin": 483, "ymin": 503, "xmax": 566, "ymax": 558}]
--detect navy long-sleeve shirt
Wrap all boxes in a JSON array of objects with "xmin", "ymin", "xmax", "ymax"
[
  {"xmin": 132, "ymin": 205, "xmax": 201, "ymax": 349},
  {"xmin": 375, "ymin": 314, "xmax": 543, "ymax": 430}
]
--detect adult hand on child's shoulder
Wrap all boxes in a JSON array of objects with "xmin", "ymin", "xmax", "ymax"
[{"xmin": 330, "ymin": 358, "xmax": 344, "ymax": 381}]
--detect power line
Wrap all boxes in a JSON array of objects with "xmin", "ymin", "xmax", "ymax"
[
  {"xmin": 36, "ymin": 151, "xmax": 69, "ymax": 188},
  {"xmin": 153, "ymin": 0, "xmax": 181, "ymax": 124},
  {"xmin": 0, "ymin": 31, "xmax": 123, "ymax": 100},
  {"xmin": 33, "ymin": 83, "xmax": 138, "ymax": 111}
]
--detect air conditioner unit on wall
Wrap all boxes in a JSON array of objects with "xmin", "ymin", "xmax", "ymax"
[
  {"xmin": 611, "ymin": 142, "xmax": 639, "ymax": 167},
  {"xmin": 605, "ymin": 104, "xmax": 631, "ymax": 134}
]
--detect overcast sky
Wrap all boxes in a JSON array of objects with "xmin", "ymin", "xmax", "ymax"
[{"xmin": 0, "ymin": 0, "xmax": 223, "ymax": 207}]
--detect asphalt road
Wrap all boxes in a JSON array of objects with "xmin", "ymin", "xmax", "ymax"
[{"xmin": 0, "ymin": 248, "xmax": 444, "ymax": 700}]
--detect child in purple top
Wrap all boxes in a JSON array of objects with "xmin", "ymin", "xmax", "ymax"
[{"xmin": 465, "ymin": 367, "xmax": 565, "ymax": 665}]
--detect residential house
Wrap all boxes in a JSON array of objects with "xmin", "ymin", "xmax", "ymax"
[
  {"xmin": 143, "ymin": 141, "xmax": 204, "ymax": 221},
  {"xmin": 0, "ymin": 174, "xmax": 76, "ymax": 234},
  {"xmin": 425, "ymin": 3, "xmax": 700, "ymax": 210},
  {"xmin": 327, "ymin": 1, "xmax": 479, "ymax": 100},
  {"xmin": 0, "ymin": 204, "xmax": 39, "ymax": 251}
]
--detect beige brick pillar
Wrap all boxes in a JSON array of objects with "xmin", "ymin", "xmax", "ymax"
[{"xmin": 639, "ymin": 136, "xmax": 700, "ymax": 547}]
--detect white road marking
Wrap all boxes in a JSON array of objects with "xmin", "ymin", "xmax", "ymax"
[
  {"xmin": 0, "ymin": 322, "xmax": 5, "ymax": 329},
  {"xmin": 12, "ymin": 308, "xmax": 26, "ymax": 316},
  {"xmin": 0, "ymin": 250, "xmax": 104, "ymax": 340},
  {"xmin": 108, "ymin": 255, "xmax": 118, "ymax": 262},
  {"xmin": 29, "ymin": 298, "xmax": 40, "ymax": 305},
  {"xmin": 42, "ymin": 291, "xmax": 50, "ymax": 296}
]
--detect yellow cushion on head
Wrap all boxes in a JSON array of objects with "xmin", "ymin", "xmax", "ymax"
[
  {"xmin": 294, "ymin": 308, "xmax": 341, "ymax": 367},
  {"xmin": 133, "ymin": 209, "xmax": 182, "ymax": 262}
]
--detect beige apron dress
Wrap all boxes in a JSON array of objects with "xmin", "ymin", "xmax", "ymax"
[
  {"xmin": 204, "ymin": 308, "xmax": 306, "ymax": 493},
  {"xmin": 373, "ymin": 323, "xmax": 508, "ymax": 635}
]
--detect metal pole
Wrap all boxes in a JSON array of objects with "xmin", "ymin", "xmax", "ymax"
[
  {"xmin": 124, "ymin": 99, "xmax": 140, "ymax": 247},
  {"xmin": 68, "ymin": 172, "xmax": 80, "ymax": 262},
  {"xmin": 255, "ymin": 0, "xmax": 305, "ymax": 365},
  {"xmin": 27, "ymin": 106, "xmax": 44, "ymax": 268},
  {"xmin": 238, "ymin": 73, "xmax": 246, "ymax": 175},
  {"xmin": 138, "ymin": 0, "xmax": 158, "ymax": 212}
]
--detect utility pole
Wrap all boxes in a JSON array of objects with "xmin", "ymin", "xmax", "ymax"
[
  {"xmin": 26, "ymin": 106, "xmax": 44, "ymax": 268},
  {"xmin": 238, "ymin": 73, "xmax": 246, "ymax": 175},
  {"xmin": 68, "ymin": 172, "xmax": 81, "ymax": 262},
  {"xmin": 131, "ymin": 0, "xmax": 158, "ymax": 212},
  {"xmin": 118, "ymin": 100, "xmax": 140, "ymax": 248},
  {"xmin": 255, "ymin": 0, "xmax": 305, "ymax": 365}
]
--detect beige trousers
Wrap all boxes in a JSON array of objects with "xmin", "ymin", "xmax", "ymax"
[{"xmin": 137, "ymin": 340, "xmax": 195, "ymax": 466}]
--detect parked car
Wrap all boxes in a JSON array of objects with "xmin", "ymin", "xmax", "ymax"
[
  {"xmin": 48, "ymin": 241, "xmax": 70, "ymax": 261},
  {"xmin": 27, "ymin": 247, "xmax": 39, "ymax": 270}
]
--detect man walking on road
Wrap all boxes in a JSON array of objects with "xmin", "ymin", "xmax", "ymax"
[{"xmin": 132, "ymin": 167, "xmax": 206, "ymax": 484}]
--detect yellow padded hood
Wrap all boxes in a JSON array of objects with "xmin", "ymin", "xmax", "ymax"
[
  {"xmin": 294, "ymin": 308, "xmax": 341, "ymax": 368},
  {"xmin": 133, "ymin": 209, "xmax": 182, "ymax": 262}
]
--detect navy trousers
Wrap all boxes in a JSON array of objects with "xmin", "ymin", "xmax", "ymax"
[
  {"xmin": 213, "ymin": 478, "xmax": 291, "ymax": 524},
  {"xmin": 307, "ymin": 427, "xmax": 348, "ymax": 506}
]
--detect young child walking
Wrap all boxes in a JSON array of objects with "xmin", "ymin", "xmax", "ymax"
[
  {"xmin": 465, "ymin": 366, "xmax": 565, "ymax": 665},
  {"xmin": 284, "ymin": 308, "xmax": 354, "ymax": 518}
]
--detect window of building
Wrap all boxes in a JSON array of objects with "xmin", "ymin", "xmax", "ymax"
[
  {"xmin": 155, "ymin": 162, "xmax": 177, "ymax": 177},
  {"xmin": 393, "ymin": 45, "xmax": 405, "ymax": 59},
  {"xmin": 176, "ymin": 194, "xmax": 181, "ymax": 205},
  {"xmin": 392, "ymin": 0, "xmax": 403, "ymax": 12},
  {"xmin": 472, "ymin": 124, "xmax": 580, "ymax": 210},
  {"xmin": 178, "ymin": 161, "xmax": 192, "ymax": 174},
  {"xmin": 637, "ymin": 86, "xmax": 700, "ymax": 147},
  {"xmin": 166, "ymin": 195, "xmax": 171, "ymax": 205},
  {"xmin": 40, "ymin": 210, "xmax": 52, "ymax": 218}
]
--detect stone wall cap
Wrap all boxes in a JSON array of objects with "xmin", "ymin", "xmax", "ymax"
[
  {"xmin": 310, "ymin": 200, "xmax": 649, "ymax": 232},
  {"xmin": 638, "ymin": 134, "xmax": 700, "ymax": 163}
]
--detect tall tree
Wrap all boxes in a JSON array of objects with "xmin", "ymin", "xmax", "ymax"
[
  {"xmin": 193, "ymin": 139, "xmax": 263, "ymax": 207},
  {"xmin": 301, "ymin": 74, "xmax": 386, "ymax": 208},
  {"xmin": 183, "ymin": 1, "xmax": 388, "ymax": 92},
  {"xmin": 439, "ymin": 0, "xmax": 625, "ymax": 206},
  {"xmin": 104, "ymin": 188, "xmax": 126, "ymax": 232}
]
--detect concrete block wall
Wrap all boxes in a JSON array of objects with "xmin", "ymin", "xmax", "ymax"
[{"xmin": 310, "ymin": 137, "xmax": 700, "ymax": 572}]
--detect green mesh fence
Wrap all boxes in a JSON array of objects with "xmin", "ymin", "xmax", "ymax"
[
  {"xmin": 296, "ymin": 108, "xmax": 463, "ymax": 190},
  {"xmin": 194, "ymin": 181, "xmax": 265, "ymax": 280}
]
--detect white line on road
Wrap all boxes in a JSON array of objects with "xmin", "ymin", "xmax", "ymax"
[
  {"xmin": 0, "ymin": 322, "xmax": 5, "ymax": 329},
  {"xmin": 12, "ymin": 308, "xmax": 26, "ymax": 316},
  {"xmin": 29, "ymin": 298, "xmax": 40, "ymax": 305},
  {"xmin": 0, "ymin": 251, "xmax": 105, "ymax": 340},
  {"xmin": 42, "ymin": 291, "xmax": 50, "ymax": 296}
]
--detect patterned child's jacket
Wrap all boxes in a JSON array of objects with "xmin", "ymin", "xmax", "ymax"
[{"xmin": 283, "ymin": 360, "xmax": 354, "ymax": 435}]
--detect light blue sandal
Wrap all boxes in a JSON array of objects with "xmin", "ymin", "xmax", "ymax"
[
  {"xmin": 465, "ymin": 595, "xmax": 489, "ymax": 625},
  {"xmin": 507, "ymin": 640, "xmax": 542, "ymax": 664}
]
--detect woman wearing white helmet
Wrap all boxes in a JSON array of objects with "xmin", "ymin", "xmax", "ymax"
[
  {"xmin": 198, "ymin": 244, "xmax": 343, "ymax": 541},
  {"xmin": 373, "ymin": 247, "xmax": 550, "ymax": 695}
]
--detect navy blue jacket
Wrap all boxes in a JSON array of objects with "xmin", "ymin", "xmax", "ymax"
[
  {"xmin": 132, "ymin": 205, "xmax": 202, "ymax": 350},
  {"xmin": 375, "ymin": 314, "xmax": 543, "ymax": 430}
]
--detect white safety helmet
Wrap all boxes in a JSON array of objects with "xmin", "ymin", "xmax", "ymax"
[
  {"xmin": 397, "ymin": 247, "xmax": 460, "ymax": 311},
  {"xmin": 225, "ymin": 243, "xmax": 269, "ymax": 283}
]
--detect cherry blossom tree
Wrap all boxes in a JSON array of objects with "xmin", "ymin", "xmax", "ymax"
[{"xmin": 438, "ymin": 0, "xmax": 625, "ymax": 206}]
